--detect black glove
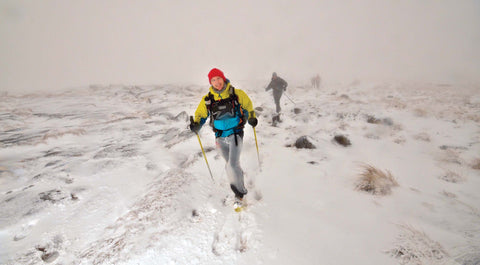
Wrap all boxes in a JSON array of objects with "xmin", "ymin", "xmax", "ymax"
[
  {"xmin": 189, "ymin": 116, "xmax": 201, "ymax": 133},
  {"xmin": 248, "ymin": 117, "xmax": 258, "ymax": 127}
]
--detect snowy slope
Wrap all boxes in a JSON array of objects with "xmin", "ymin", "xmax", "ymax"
[{"xmin": 1, "ymin": 81, "xmax": 479, "ymax": 265}]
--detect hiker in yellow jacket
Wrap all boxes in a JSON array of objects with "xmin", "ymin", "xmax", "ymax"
[{"xmin": 190, "ymin": 68, "xmax": 257, "ymax": 205}]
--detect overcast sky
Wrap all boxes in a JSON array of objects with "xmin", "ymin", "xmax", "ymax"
[{"xmin": 1, "ymin": 0, "xmax": 479, "ymax": 92}]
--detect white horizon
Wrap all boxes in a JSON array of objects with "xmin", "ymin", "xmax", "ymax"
[{"xmin": 1, "ymin": 0, "xmax": 480, "ymax": 93}]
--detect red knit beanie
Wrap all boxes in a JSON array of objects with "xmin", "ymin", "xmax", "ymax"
[{"xmin": 208, "ymin": 68, "xmax": 226, "ymax": 84}]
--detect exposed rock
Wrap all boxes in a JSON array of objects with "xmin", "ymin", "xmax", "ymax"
[
  {"xmin": 366, "ymin": 115, "xmax": 381, "ymax": 124},
  {"xmin": 192, "ymin": 209, "xmax": 199, "ymax": 217},
  {"xmin": 39, "ymin": 190, "xmax": 68, "ymax": 203},
  {"xmin": 45, "ymin": 160, "xmax": 61, "ymax": 167},
  {"xmin": 334, "ymin": 135, "xmax": 351, "ymax": 147},
  {"xmin": 71, "ymin": 193, "xmax": 79, "ymax": 201},
  {"xmin": 35, "ymin": 246, "xmax": 47, "ymax": 252},
  {"xmin": 382, "ymin": 117, "xmax": 394, "ymax": 126},
  {"xmin": 366, "ymin": 115, "xmax": 394, "ymax": 126},
  {"xmin": 294, "ymin": 136, "xmax": 316, "ymax": 149},
  {"xmin": 41, "ymin": 251, "xmax": 59, "ymax": 263}
]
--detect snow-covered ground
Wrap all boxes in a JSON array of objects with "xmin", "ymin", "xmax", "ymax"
[{"xmin": 1, "ymin": 81, "xmax": 479, "ymax": 264}]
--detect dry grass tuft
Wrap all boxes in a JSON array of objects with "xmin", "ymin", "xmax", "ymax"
[
  {"xmin": 471, "ymin": 158, "xmax": 480, "ymax": 170},
  {"xmin": 440, "ymin": 190, "xmax": 457, "ymax": 198},
  {"xmin": 412, "ymin": 132, "xmax": 431, "ymax": 142},
  {"xmin": 413, "ymin": 108, "xmax": 428, "ymax": 117},
  {"xmin": 394, "ymin": 137, "xmax": 406, "ymax": 144},
  {"xmin": 355, "ymin": 164, "xmax": 398, "ymax": 195},
  {"xmin": 439, "ymin": 170, "xmax": 464, "ymax": 183},
  {"xmin": 387, "ymin": 224, "xmax": 450, "ymax": 265},
  {"xmin": 467, "ymin": 114, "xmax": 480, "ymax": 123},
  {"xmin": 436, "ymin": 149, "xmax": 463, "ymax": 165}
]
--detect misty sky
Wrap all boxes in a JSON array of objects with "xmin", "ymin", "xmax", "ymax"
[{"xmin": 1, "ymin": 0, "xmax": 480, "ymax": 92}]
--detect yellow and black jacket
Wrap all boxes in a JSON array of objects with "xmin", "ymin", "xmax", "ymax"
[{"xmin": 194, "ymin": 81, "xmax": 255, "ymax": 138}]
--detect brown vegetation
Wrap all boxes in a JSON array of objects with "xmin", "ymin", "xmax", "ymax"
[
  {"xmin": 439, "ymin": 170, "xmax": 464, "ymax": 183},
  {"xmin": 472, "ymin": 158, "xmax": 480, "ymax": 170},
  {"xmin": 355, "ymin": 164, "xmax": 398, "ymax": 195}
]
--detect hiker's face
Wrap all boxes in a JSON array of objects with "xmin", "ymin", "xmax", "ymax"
[{"xmin": 211, "ymin": 76, "xmax": 224, "ymax": 90}]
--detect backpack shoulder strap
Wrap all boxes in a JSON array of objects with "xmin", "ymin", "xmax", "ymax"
[
  {"xmin": 229, "ymin": 86, "xmax": 245, "ymax": 119},
  {"xmin": 230, "ymin": 86, "xmax": 239, "ymax": 104}
]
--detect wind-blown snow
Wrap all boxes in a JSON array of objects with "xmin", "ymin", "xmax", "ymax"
[{"xmin": 1, "ymin": 81, "xmax": 479, "ymax": 264}]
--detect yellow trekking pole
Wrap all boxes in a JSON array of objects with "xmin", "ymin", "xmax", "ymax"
[
  {"xmin": 191, "ymin": 116, "xmax": 214, "ymax": 182},
  {"xmin": 253, "ymin": 127, "xmax": 261, "ymax": 170}
]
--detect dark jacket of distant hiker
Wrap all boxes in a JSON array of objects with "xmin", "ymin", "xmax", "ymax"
[{"xmin": 265, "ymin": 72, "xmax": 288, "ymax": 113}]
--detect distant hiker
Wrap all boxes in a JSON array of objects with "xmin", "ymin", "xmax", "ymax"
[
  {"xmin": 189, "ymin": 68, "xmax": 258, "ymax": 207},
  {"xmin": 265, "ymin": 72, "xmax": 288, "ymax": 113},
  {"xmin": 311, "ymin": 74, "xmax": 321, "ymax": 88}
]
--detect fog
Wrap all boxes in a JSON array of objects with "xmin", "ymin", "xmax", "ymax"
[{"xmin": 1, "ymin": 0, "xmax": 480, "ymax": 92}]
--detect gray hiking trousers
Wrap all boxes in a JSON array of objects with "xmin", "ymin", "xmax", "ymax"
[
  {"xmin": 216, "ymin": 133, "xmax": 247, "ymax": 198},
  {"xmin": 273, "ymin": 90, "xmax": 283, "ymax": 113}
]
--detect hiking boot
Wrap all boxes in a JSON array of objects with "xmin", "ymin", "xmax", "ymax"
[{"xmin": 233, "ymin": 196, "xmax": 243, "ymax": 208}]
